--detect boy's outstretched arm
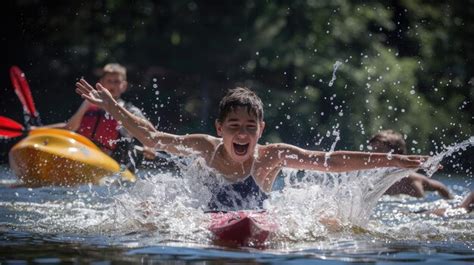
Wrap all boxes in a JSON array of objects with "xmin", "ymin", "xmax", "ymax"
[
  {"xmin": 76, "ymin": 78, "xmax": 157, "ymax": 147},
  {"xmin": 75, "ymin": 79, "xmax": 216, "ymax": 157},
  {"xmin": 266, "ymin": 143, "xmax": 426, "ymax": 172}
]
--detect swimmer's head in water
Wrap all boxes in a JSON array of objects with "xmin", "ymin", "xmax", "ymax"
[{"xmin": 369, "ymin": 129, "xmax": 407, "ymax": 154}]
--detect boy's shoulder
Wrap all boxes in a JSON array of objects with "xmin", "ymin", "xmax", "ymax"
[
  {"xmin": 256, "ymin": 143, "xmax": 291, "ymax": 156},
  {"xmin": 186, "ymin": 133, "xmax": 221, "ymax": 143},
  {"xmin": 182, "ymin": 134, "xmax": 222, "ymax": 160},
  {"xmin": 182, "ymin": 133, "xmax": 222, "ymax": 150},
  {"xmin": 258, "ymin": 142, "xmax": 293, "ymax": 150}
]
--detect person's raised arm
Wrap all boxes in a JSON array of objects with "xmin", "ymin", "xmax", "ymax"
[
  {"xmin": 75, "ymin": 78, "xmax": 217, "ymax": 158},
  {"xmin": 63, "ymin": 100, "xmax": 92, "ymax": 131},
  {"xmin": 76, "ymin": 78, "xmax": 167, "ymax": 147},
  {"xmin": 417, "ymin": 173, "xmax": 453, "ymax": 199},
  {"xmin": 265, "ymin": 143, "xmax": 426, "ymax": 172},
  {"xmin": 29, "ymin": 100, "xmax": 91, "ymax": 131}
]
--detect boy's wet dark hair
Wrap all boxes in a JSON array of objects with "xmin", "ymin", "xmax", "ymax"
[
  {"xmin": 369, "ymin": 129, "xmax": 407, "ymax": 155},
  {"xmin": 217, "ymin": 87, "xmax": 264, "ymax": 122}
]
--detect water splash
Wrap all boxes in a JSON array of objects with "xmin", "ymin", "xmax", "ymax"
[
  {"xmin": 422, "ymin": 136, "xmax": 474, "ymax": 177},
  {"xmin": 0, "ymin": 137, "xmax": 472, "ymax": 245},
  {"xmin": 324, "ymin": 124, "xmax": 340, "ymax": 167},
  {"xmin": 328, "ymin": 61, "xmax": 343, "ymax": 87},
  {"xmin": 271, "ymin": 167, "xmax": 413, "ymax": 232}
]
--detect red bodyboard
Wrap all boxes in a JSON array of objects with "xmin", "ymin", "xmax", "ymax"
[{"xmin": 208, "ymin": 211, "xmax": 277, "ymax": 246}]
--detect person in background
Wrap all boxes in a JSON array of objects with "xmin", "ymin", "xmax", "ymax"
[
  {"xmin": 368, "ymin": 130, "xmax": 452, "ymax": 199},
  {"xmin": 44, "ymin": 63, "xmax": 155, "ymax": 169}
]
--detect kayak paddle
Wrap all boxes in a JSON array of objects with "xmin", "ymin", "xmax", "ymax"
[
  {"xmin": 0, "ymin": 116, "xmax": 25, "ymax": 138},
  {"xmin": 9, "ymin": 65, "xmax": 42, "ymax": 127}
]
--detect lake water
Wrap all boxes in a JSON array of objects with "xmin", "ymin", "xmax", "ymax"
[{"xmin": 0, "ymin": 157, "xmax": 473, "ymax": 264}]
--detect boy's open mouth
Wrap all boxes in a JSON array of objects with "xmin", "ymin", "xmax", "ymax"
[{"xmin": 233, "ymin": 143, "xmax": 249, "ymax": 156}]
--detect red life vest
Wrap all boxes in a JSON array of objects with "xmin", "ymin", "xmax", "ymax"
[{"xmin": 77, "ymin": 105, "xmax": 120, "ymax": 153}]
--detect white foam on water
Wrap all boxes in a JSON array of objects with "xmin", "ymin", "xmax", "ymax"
[
  {"xmin": 266, "ymin": 167, "xmax": 413, "ymax": 242},
  {"xmin": 1, "ymin": 137, "xmax": 472, "ymax": 246},
  {"xmin": 371, "ymin": 192, "xmax": 474, "ymax": 242}
]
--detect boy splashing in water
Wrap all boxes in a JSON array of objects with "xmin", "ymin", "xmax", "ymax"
[{"xmin": 76, "ymin": 80, "xmax": 428, "ymax": 211}]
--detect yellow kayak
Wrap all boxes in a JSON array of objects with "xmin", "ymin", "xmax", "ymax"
[{"xmin": 8, "ymin": 128, "xmax": 136, "ymax": 186}]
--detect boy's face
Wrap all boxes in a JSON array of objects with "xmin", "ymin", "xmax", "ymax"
[
  {"xmin": 99, "ymin": 73, "xmax": 127, "ymax": 99},
  {"xmin": 215, "ymin": 106, "xmax": 265, "ymax": 163}
]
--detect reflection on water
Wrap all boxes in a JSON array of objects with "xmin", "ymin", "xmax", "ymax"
[{"xmin": 0, "ymin": 139, "xmax": 473, "ymax": 263}]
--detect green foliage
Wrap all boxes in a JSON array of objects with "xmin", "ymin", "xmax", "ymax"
[{"xmin": 5, "ymin": 0, "xmax": 472, "ymax": 154}]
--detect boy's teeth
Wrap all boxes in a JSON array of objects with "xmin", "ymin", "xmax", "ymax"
[{"xmin": 233, "ymin": 143, "xmax": 248, "ymax": 155}]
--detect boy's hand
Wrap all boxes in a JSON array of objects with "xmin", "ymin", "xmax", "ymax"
[
  {"xmin": 395, "ymin": 154, "xmax": 428, "ymax": 168},
  {"xmin": 75, "ymin": 78, "xmax": 115, "ymax": 110}
]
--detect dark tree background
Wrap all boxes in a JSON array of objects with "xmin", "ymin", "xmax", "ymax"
[{"xmin": 1, "ymin": 0, "xmax": 472, "ymax": 172}]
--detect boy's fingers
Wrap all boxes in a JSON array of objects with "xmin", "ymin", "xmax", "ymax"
[
  {"xmin": 75, "ymin": 86, "xmax": 97, "ymax": 102},
  {"xmin": 79, "ymin": 93, "xmax": 92, "ymax": 101},
  {"xmin": 75, "ymin": 85, "xmax": 88, "ymax": 95},
  {"xmin": 81, "ymin": 94, "xmax": 99, "ymax": 104},
  {"xmin": 410, "ymin": 157, "xmax": 426, "ymax": 168},
  {"xmin": 79, "ymin": 78, "xmax": 94, "ymax": 89},
  {"xmin": 76, "ymin": 87, "xmax": 92, "ymax": 99},
  {"xmin": 75, "ymin": 82, "xmax": 91, "ymax": 94},
  {"xmin": 75, "ymin": 78, "xmax": 102, "ymax": 104},
  {"xmin": 74, "ymin": 87, "xmax": 83, "ymax": 96},
  {"xmin": 96, "ymin": 82, "xmax": 106, "ymax": 91},
  {"xmin": 410, "ymin": 155, "xmax": 429, "ymax": 164}
]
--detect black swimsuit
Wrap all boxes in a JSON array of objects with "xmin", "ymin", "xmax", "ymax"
[
  {"xmin": 206, "ymin": 143, "xmax": 269, "ymax": 212},
  {"xmin": 207, "ymin": 175, "xmax": 268, "ymax": 211}
]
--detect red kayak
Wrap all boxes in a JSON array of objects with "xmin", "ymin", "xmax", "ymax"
[{"xmin": 208, "ymin": 211, "xmax": 277, "ymax": 246}]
